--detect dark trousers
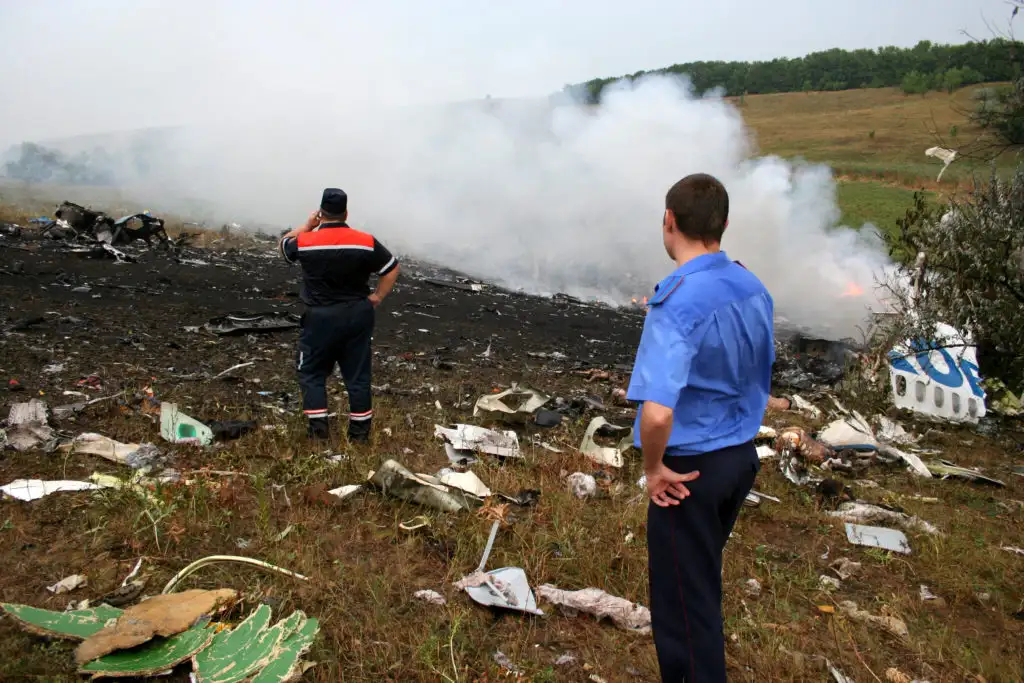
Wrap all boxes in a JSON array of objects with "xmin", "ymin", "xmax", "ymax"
[
  {"xmin": 296, "ymin": 299, "xmax": 375, "ymax": 440},
  {"xmin": 647, "ymin": 441, "xmax": 760, "ymax": 683}
]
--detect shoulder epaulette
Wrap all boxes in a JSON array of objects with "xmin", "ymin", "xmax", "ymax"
[{"xmin": 647, "ymin": 275, "xmax": 684, "ymax": 307}]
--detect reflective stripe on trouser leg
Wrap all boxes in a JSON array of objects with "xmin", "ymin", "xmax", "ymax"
[
  {"xmin": 297, "ymin": 319, "xmax": 331, "ymax": 418},
  {"xmin": 337, "ymin": 300, "xmax": 375, "ymax": 439}
]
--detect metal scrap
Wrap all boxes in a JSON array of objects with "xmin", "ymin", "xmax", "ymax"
[
  {"xmin": 579, "ymin": 417, "xmax": 633, "ymax": 468},
  {"xmin": 368, "ymin": 460, "xmax": 481, "ymax": 512},
  {"xmin": 926, "ymin": 460, "xmax": 1005, "ymax": 487},
  {"xmin": 535, "ymin": 585, "xmax": 651, "ymax": 633},
  {"xmin": 845, "ymin": 523, "xmax": 912, "ymax": 554},
  {"xmin": 455, "ymin": 521, "xmax": 543, "ymax": 615},
  {"xmin": 204, "ymin": 312, "xmax": 301, "ymax": 336},
  {"xmin": 434, "ymin": 424, "xmax": 521, "ymax": 459},
  {"xmin": 473, "ymin": 384, "xmax": 550, "ymax": 423},
  {"xmin": 830, "ymin": 502, "xmax": 939, "ymax": 535}
]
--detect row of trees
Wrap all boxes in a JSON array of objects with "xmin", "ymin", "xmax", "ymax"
[{"xmin": 569, "ymin": 39, "xmax": 1021, "ymax": 103}]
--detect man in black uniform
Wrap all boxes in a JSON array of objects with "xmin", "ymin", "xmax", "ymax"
[{"xmin": 279, "ymin": 188, "xmax": 400, "ymax": 442}]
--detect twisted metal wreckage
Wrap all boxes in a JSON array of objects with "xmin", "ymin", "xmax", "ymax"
[{"xmin": 33, "ymin": 201, "xmax": 186, "ymax": 262}]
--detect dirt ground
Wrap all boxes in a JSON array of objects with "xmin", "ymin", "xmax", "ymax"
[{"xmin": 1, "ymin": 214, "xmax": 1023, "ymax": 682}]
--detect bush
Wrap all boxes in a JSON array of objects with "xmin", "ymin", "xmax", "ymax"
[
  {"xmin": 900, "ymin": 71, "xmax": 931, "ymax": 95},
  {"xmin": 878, "ymin": 167, "xmax": 1024, "ymax": 391}
]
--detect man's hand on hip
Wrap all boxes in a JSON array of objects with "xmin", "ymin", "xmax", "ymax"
[{"xmin": 646, "ymin": 463, "xmax": 700, "ymax": 507}]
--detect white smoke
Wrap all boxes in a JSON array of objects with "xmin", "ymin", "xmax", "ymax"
[{"xmin": 113, "ymin": 74, "xmax": 891, "ymax": 340}]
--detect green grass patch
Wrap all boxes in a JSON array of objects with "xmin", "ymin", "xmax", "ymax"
[{"xmin": 835, "ymin": 180, "xmax": 927, "ymax": 236}]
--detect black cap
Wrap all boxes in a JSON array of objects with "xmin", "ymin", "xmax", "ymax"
[{"xmin": 320, "ymin": 188, "xmax": 348, "ymax": 215}]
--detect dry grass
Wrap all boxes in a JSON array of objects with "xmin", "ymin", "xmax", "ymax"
[
  {"xmin": 1, "ymin": 368, "xmax": 1022, "ymax": 682},
  {"xmin": 733, "ymin": 85, "xmax": 1013, "ymax": 190}
]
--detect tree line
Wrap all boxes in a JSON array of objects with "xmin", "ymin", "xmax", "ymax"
[{"xmin": 568, "ymin": 39, "xmax": 1021, "ymax": 102}]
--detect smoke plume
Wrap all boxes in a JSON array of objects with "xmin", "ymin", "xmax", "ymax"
[{"xmin": 119, "ymin": 75, "xmax": 890, "ymax": 340}]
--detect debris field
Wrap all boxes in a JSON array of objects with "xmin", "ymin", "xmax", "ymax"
[{"xmin": 1, "ymin": 210, "xmax": 1022, "ymax": 682}]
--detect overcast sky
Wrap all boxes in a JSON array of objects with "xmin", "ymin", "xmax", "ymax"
[{"xmin": 0, "ymin": 0, "xmax": 1015, "ymax": 143}]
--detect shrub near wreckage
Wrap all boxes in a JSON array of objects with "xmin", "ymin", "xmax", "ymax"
[{"xmin": 872, "ymin": 167, "xmax": 1024, "ymax": 417}]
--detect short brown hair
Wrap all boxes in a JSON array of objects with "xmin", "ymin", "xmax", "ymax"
[{"xmin": 665, "ymin": 173, "xmax": 729, "ymax": 244}]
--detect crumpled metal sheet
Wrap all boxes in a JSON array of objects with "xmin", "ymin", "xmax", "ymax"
[
  {"xmin": 536, "ymin": 585, "xmax": 651, "ymax": 633},
  {"xmin": 434, "ymin": 424, "xmax": 520, "ymax": 458},
  {"xmin": 830, "ymin": 502, "xmax": 939, "ymax": 535},
  {"xmin": 926, "ymin": 460, "xmax": 1005, "ymax": 487},
  {"xmin": 456, "ymin": 568, "xmax": 543, "ymax": 615},
  {"xmin": 369, "ymin": 460, "xmax": 479, "ymax": 512},
  {"xmin": 473, "ymin": 384, "xmax": 550, "ymax": 424},
  {"xmin": 204, "ymin": 312, "xmax": 301, "ymax": 336},
  {"xmin": 579, "ymin": 417, "xmax": 633, "ymax": 468},
  {"xmin": 1, "ymin": 478, "xmax": 109, "ymax": 502}
]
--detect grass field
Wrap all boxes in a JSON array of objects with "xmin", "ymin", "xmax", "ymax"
[{"xmin": 731, "ymin": 84, "xmax": 1015, "ymax": 235}]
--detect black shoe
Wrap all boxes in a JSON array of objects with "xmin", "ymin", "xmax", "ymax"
[
  {"xmin": 348, "ymin": 431, "xmax": 369, "ymax": 444},
  {"xmin": 307, "ymin": 419, "xmax": 330, "ymax": 440}
]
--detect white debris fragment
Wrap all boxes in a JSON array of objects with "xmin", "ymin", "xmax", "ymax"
[
  {"xmin": 413, "ymin": 589, "xmax": 447, "ymax": 606},
  {"xmin": 1, "ymin": 478, "xmax": 110, "ymax": 502},
  {"xmin": 567, "ymin": 473, "xmax": 597, "ymax": 499},
  {"xmin": 756, "ymin": 445, "xmax": 778, "ymax": 459},
  {"xmin": 791, "ymin": 394, "xmax": 822, "ymax": 418},
  {"xmin": 744, "ymin": 578, "xmax": 762, "ymax": 597},
  {"xmin": 919, "ymin": 585, "xmax": 940, "ymax": 602},
  {"xmin": 830, "ymin": 502, "xmax": 939, "ymax": 535},
  {"xmin": 839, "ymin": 600, "xmax": 909, "ymax": 639},
  {"xmin": 830, "ymin": 558, "xmax": 862, "ymax": 580},
  {"xmin": 845, "ymin": 523, "xmax": 912, "ymax": 554},
  {"xmin": 47, "ymin": 574, "xmax": 87, "ymax": 594},
  {"xmin": 474, "ymin": 384, "xmax": 550, "ymax": 423},
  {"xmin": 579, "ymin": 417, "xmax": 633, "ymax": 468},
  {"xmin": 434, "ymin": 424, "xmax": 520, "ymax": 458},
  {"xmin": 819, "ymin": 413, "xmax": 878, "ymax": 448},
  {"xmin": 327, "ymin": 485, "xmax": 362, "ymax": 501},
  {"xmin": 828, "ymin": 661, "xmax": 856, "ymax": 683},
  {"xmin": 536, "ymin": 585, "xmax": 651, "ymax": 633},
  {"xmin": 8, "ymin": 400, "xmax": 48, "ymax": 426},
  {"xmin": 819, "ymin": 575, "xmax": 841, "ymax": 591},
  {"xmin": 437, "ymin": 470, "xmax": 491, "ymax": 498},
  {"xmin": 874, "ymin": 416, "xmax": 917, "ymax": 445},
  {"xmin": 1002, "ymin": 546, "xmax": 1024, "ymax": 556}
]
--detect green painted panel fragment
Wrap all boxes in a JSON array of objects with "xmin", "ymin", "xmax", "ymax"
[
  {"xmin": 192, "ymin": 604, "xmax": 273, "ymax": 681},
  {"xmin": 79, "ymin": 625, "xmax": 215, "ymax": 678},
  {"xmin": 1, "ymin": 603, "xmax": 123, "ymax": 640},
  {"xmin": 249, "ymin": 616, "xmax": 320, "ymax": 683},
  {"xmin": 195, "ymin": 610, "xmax": 301, "ymax": 683}
]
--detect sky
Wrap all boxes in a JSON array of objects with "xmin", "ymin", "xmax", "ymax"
[{"xmin": 0, "ymin": 0, "xmax": 1015, "ymax": 144}]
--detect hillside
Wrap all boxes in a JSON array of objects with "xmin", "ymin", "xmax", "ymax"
[{"xmin": 730, "ymin": 84, "xmax": 1013, "ymax": 232}]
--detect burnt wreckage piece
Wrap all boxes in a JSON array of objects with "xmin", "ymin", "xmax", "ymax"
[
  {"xmin": 44, "ymin": 202, "xmax": 170, "ymax": 246},
  {"xmin": 772, "ymin": 333, "xmax": 857, "ymax": 391},
  {"xmin": 204, "ymin": 312, "xmax": 302, "ymax": 336}
]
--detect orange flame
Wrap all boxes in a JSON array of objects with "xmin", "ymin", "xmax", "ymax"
[{"xmin": 840, "ymin": 282, "xmax": 864, "ymax": 298}]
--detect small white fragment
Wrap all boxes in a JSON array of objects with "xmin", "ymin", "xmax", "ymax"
[
  {"xmin": 328, "ymin": 485, "xmax": 362, "ymax": 501},
  {"xmin": 413, "ymin": 589, "xmax": 447, "ymax": 606},
  {"xmin": 819, "ymin": 575, "xmax": 841, "ymax": 591},
  {"xmin": 567, "ymin": 472, "xmax": 597, "ymax": 499},
  {"xmin": 47, "ymin": 574, "xmax": 87, "ymax": 594},
  {"xmin": 744, "ymin": 578, "xmax": 762, "ymax": 597}
]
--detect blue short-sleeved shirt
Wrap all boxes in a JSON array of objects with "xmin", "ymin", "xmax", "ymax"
[{"xmin": 626, "ymin": 251, "xmax": 775, "ymax": 456}]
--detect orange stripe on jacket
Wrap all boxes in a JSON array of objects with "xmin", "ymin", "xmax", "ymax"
[{"xmin": 297, "ymin": 228, "xmax": 374, "ymax": 249}]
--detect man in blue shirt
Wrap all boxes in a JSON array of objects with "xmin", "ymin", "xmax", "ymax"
[{"xmin": 627, "ymin": 173, "xmax": 774, "ymax": 683}]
